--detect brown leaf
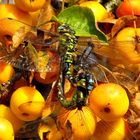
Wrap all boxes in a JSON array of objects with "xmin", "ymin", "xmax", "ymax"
[
  {"xmin": 97, "ymin": 13, "xmax": 116, "ymax": 36},
  {"xmin": 97, "ymin": 22, "xmax": 114, "ymax": 36},
  {"xmin": 42, "ymin": 82, "xmax": 61, "ymax": 118},
  {"xmin": 37, "ymin": 1, "xmax": 55, "ymax": 31},
  {"xmin": 125, "ymin": 109, "xmax": 140, "ymax": 139},
  {"xmin": 64, "ymin": 120, "xmax": 73, "ymax": 140},
  {"xmin": 12, "ymin": 26, "xmax": 30, "ymax": 51},
  {"xmin": 111, "ymin": 15, "xmax": 140, "ymax": 38}
]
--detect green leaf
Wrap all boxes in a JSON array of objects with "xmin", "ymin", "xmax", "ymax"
[{"xmin": 57, "ymin": 5, "xmax": 107, "ymax": 42}]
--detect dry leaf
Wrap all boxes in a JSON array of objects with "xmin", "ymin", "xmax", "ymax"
[
  {"xmin": 125, "ymin": 109, "xmax": 140, "ymax": 139},
  {"xmin": 42, "ymin": 82, "xmax": 61, "ymax": 118},
  {"xmin": 37, "ymin": 1, "xmax": 55, "ymax": 31},
  {"xmin": 96, "ymin": 12, "xmax": 116, "ymax": 36},
  {"xmin": 111, "ymin": 15, "xmax": 140, "ymax": 38},
  {"xmin": 12, "ymin": 26, "xmax": 30, "ymax": 51}
]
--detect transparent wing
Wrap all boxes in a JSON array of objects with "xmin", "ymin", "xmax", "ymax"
[
  {"xmin": 74, "ymin": 40, "xmax": 119, "ymax": 84},
  {"xmin": 0, "ymin": 38, "xmax": 60, "ymax": 74},
  {"xmin": 0, "ymin": 18, "xmax": 62, "ymax": 73},
  {"xmin": 78, "ymin": 37, "xmax": 140, "ymax": 65}
]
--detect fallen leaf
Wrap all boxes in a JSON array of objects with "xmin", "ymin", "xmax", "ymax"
[{"xmin": 111, "ymin": 15, "xmax": 140, "ymax": 38}]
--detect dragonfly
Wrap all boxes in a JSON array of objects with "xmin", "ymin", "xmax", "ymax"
[
  {"xmin": 0, "ymin": 20, "xmax": 119, "ymax": 108},
  {"xmin": 0, "ymin": 16, "xmax": 138, "ymax": 140}
]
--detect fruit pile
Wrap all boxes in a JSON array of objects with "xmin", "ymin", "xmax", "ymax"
[{"xmin": 0, "ymin": 0, "xmax": 140, "ymax": 140}]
